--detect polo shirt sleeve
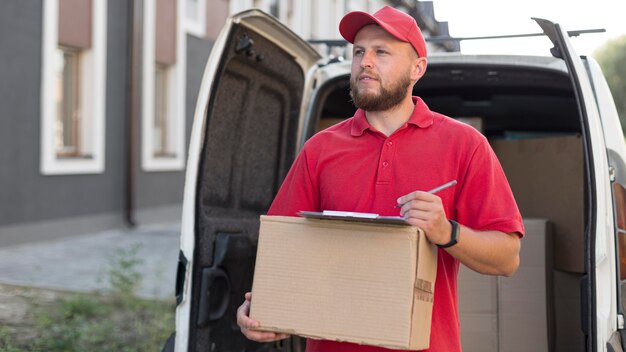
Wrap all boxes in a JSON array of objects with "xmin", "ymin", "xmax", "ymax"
[
  {"xmin": 455, "ymin": 138, "xmax": 525, "ymax": 237},
  {"xmin": 267, "ymin": 146, "xmax": 320, "ymax": 216}
]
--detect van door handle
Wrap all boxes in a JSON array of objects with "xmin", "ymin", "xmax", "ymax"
[
  {"xmin": 197, "ymin": 267, "xmax": 231, "ymax": 327},
  {"xmin": 175, "ymin": 251, "xmax": 188, "ymax": 305}
]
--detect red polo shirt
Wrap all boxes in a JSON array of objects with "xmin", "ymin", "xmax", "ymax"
[{"xmin": 267, "ymin": 96, "xmax": 524, "ymax": 352}]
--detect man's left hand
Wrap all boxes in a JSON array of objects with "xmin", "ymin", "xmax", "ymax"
[{"xmin": 397, "ymin": 191, "xmax": 452, "ymax": 246}]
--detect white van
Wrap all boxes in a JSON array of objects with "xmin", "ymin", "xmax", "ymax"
[{"xmin": 167, "ymin": 9, "xmax": 626, "ymax": 352}]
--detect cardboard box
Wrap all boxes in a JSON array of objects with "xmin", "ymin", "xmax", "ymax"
[
  {"xmin": 458, "ymin": 218, "xmax": 552, "ymax": 352},
  {"xmin": 250, "ymin": 215, "xmax": 438, "ymax": 350},
  {"xmin": 498, "ymin": 218, "xmax": 553, "ymax": 352},
  {"xmin": 458, "ymin": 265, "xmax": 498, "ymax": 352},
  {"xmin": 491, "ymin": 135, "xmax": 584, "ymax": 273},
  {"xmin": 552, "ymin": 270, "xmax": 585, "ymax": 352}
]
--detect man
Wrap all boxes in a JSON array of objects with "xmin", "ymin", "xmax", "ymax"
[{"xmin": 237, "ymin": 6, "xmax": 524, "ymax": 351}]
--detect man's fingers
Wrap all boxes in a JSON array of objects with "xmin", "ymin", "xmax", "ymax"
[
  {"xmin": 397, "ymin": 190, "xmax": 439, "ymax": 207},
  {"xmin": 239, "ymin": 315, "xmax": 290, "ymax": 342},
  {"xmin": 236, "ymin": 299, "xmax": 250, "ymax": 318},
  {"xmin": 399, "ymin": 199, "xmax": 441, "ymax": 217},
  {"xmin": 242, "ymin": 329, "xmax": 290, "ymax": 342},
  {"xmin": 237, "ymin": 292, "xmax": 288, "ymax": 342},
  {"xmin": 396, "ymin": 191, "xmax": 417, "ymax": 206},
  {"xmin": 403, "ymin": 208, "xmax": 431, "ymax": 219},
  {"xmin": 236, "ymin": 299, "xmax": 259, "ymax": 330}
]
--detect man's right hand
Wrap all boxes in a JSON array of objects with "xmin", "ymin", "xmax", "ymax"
[{"xmin": 236, "ymin": 292, "xmax": 291, "ymax": 342}]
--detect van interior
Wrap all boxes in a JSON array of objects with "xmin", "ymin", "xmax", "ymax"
[{"xmin": 310, "ymin": 62, "xmax": 587, "ymax": 352}]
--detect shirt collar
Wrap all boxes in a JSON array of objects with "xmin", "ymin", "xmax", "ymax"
[{"xmin": 350, "ymin": 96, "xmax": 435, "ymax": 137}]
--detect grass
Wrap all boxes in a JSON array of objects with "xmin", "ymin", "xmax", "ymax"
[{"xmin": 0, "ymin": 245, "xmax": 175, "ymax": 352}]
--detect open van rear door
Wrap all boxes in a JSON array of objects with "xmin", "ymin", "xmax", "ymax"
[
  {"xmin": 533, "ymin": 18, "xmax": 620, "ymax": 352},
  {"xmin": 173, "ymin": 9, "xmax": 321, "ymax": 352},
  {"xmin": 585, "ymin": 37, "xmax": 626, "ymax": 352}
]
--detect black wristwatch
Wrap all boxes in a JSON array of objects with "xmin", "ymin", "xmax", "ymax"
[{"xmin": 437, "ymin": 220, "xmax": 460, "ymax": 249}]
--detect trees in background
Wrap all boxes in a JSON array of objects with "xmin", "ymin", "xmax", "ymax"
[{"xmin": 594, "ymin": 35, "xmax": 626, "ymax": 132}]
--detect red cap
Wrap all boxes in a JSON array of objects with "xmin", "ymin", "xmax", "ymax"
[{"xmin": 339, "ymin": 6, "xmax": 427, "ymax": 58}]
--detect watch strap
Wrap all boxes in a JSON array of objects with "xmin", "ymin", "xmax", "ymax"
[{"xmin": 438, "ymin": 220, "xmax": 460, "ymax": 248}]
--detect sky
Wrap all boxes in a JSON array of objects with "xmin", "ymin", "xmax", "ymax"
[{"xmin": 430, "ymin": 0, "xmax": 626, "ymax": 57}]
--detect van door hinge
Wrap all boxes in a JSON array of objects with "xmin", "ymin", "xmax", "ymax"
[
  {"xmin": 618, "ymin": 314, "xmax": 624, "ymax": 329},
  {"xmin": 609, "ymin": 165, "xmax": 616, "ymax": 182}
]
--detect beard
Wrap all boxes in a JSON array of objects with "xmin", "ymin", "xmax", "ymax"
[{"xmin": 349, "ymin": 70, "xmax": 412, "ymax": 112}]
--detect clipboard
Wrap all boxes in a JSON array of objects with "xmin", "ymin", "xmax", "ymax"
[{"xmin": 298, "ymin": 210, "xmax": 410, "ymax": 226}]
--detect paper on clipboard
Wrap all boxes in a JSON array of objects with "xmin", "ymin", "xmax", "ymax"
[{"xmin": 298, "ymin": 210, "xmax": 410, "ymax": 225}]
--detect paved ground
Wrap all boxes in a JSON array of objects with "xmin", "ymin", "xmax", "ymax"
[{"xmin": 0, "ymin": 223, "xmax": 180, "ymax": 301}]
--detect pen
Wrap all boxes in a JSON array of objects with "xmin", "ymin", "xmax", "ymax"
[{"xmin": 395, "ymin": 180, "xmax": 457, "ymax": 208}]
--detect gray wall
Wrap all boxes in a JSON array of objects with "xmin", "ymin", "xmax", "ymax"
[
  {"xmin": 0, "ymin": 1, "xmax": 128, "ymax": 228},
  {"xmin": 0, "ymin": 1, "xmax": 214, "ymax": 237},
  {"xmin": 0, "ymin": 1, "xmax": 43, "ymax": 225}
]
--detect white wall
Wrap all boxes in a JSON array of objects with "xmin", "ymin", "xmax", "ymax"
[{"xmin": 228, "ymin": 0, "xmax": 390, "ymax": 40}]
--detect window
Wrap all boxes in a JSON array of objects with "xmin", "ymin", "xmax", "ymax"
[
  {"xmin": 55, "ymin": 47, "xmax": 81, "ymax": 157},
  {"xmin": 185, "ymin": 0, "xmax": 206, "ymax": 37},
  {"xmin": 142, "ymin": 0, "xmax": 186, "ymax": 171},
  {"xmin": 41, "ymin": 0, "xmax": 107, "ymax": 174},
  {"xmin": 154, "ymin": 64, "xmax": 175, "ymax": 158}
]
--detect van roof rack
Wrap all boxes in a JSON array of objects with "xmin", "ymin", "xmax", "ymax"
[
  {"xmin": 309, "ymin": 28, "xmax": 605, "ymax": 53},
  {"xmin": 426, "ymin": 28, "xmax": 605, "ymax": 43}
]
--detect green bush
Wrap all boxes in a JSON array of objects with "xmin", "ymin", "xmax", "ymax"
[
  {"xmin": 0, "ymin": 327, "xmax": 22, "ymax": 352},
  {"xmin": 31, "ymin": 295, "xmax": 174, "ymax": 352},
  {"xmin": 107, "ymin": 244, "xmax": 143, "ymax": 299},
  {"xmin": 0, "ymin": 243, "xmax": 175, "ymax": 352}
]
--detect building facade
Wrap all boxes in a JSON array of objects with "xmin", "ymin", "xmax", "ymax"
[{"xmin": 0, "ymin": 0, "xmax": 452, "ymax": 245}]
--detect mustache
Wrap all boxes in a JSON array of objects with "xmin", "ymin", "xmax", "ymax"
[{"xmin": 354, "ymin": 69, "xmax": 380, "ymax": 81}]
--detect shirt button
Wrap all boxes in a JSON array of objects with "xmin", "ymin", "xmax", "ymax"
[
  {"xmin": 382, "ymin": 161, "xmax": 389, "ymax": 167},
  {"xmin": 387, "ymin": 141, "xmax": 393, "ymax": 146}
]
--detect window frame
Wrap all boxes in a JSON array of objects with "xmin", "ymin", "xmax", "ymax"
[
  {"xmin": 142, "ymin": 0, "xmax": 187, "ymax": 171},
  {"xmin": 184, "ymin": 0, "xmax": 206, "ymax": 37},
  {"xmin": 40, "ymin": 0, "xmax": 107, "ymax": 175}
]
